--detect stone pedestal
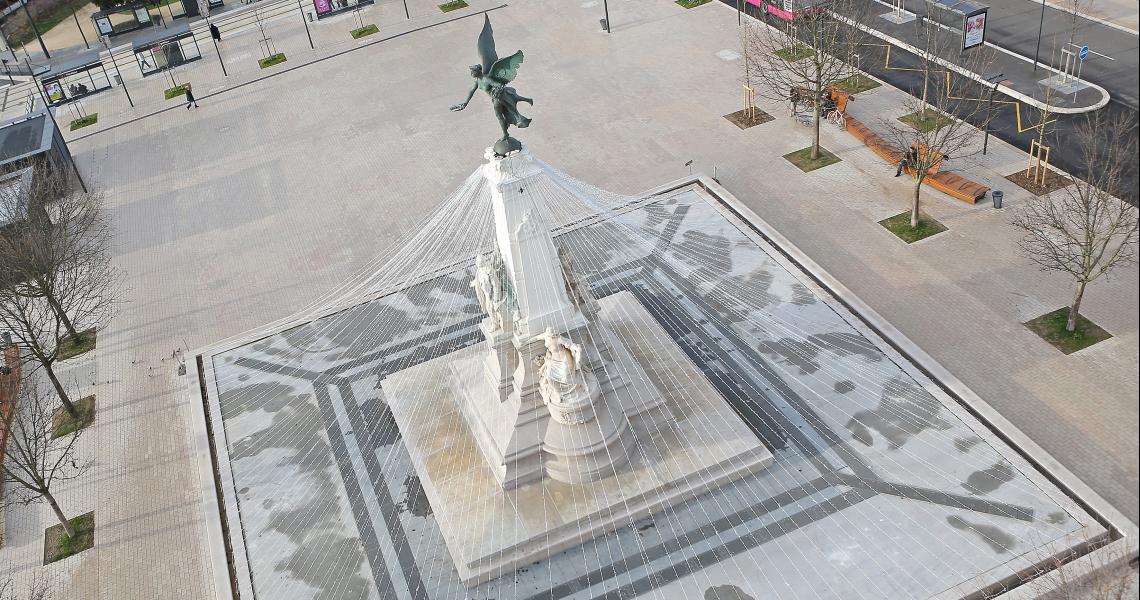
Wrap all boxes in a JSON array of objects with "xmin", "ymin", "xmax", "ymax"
[
  {"xmin": 480, "ymin": 318, "xmax": 515, "ymax": 403},
  {"xmin": 380, "ymin": 142, "xmax": 773, "ymax": 585},
  {"xmin": 482, "ymin": 145, "xmax": 579, "ymax": 339},
  {"xmin": 383, "ymin": 291, "xmax": 775, "ymax": 585},
  {"xmin": 465, "ymin": 144, "xmax": 643, "ymax": 489}
]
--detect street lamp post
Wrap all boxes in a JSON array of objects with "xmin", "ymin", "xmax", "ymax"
[
  {"xmin": 19, "ymin": 0, "xmax": 50, "ymax": 59},
  {"xmin": 103, "ymin": 38, "xmax": 133, "ymax": 107},
  {"xmin": 73, "ymin": 12, "xmax": 90, "ymax": 49},
  {"xmin": 402, "ymin": 0, "xmax": 410, "ymax": 19},
  {"xmin": 298, "ymin": 0, "xmax": 314, "ymax": 49},
  {"xmin": 982, "ymin": 72, "xmax": 1004, "ymax": 155},
  {"xmin": 0, "ymin": 20, "xmax": 17, "ymax": 62},
  {"xmin": 603, "ymin": 0, "xmax": 611, "ymax": 32},
  {"xmin": 1032, "ymin": 0, "xmax": 1045, "ymax": 71},
  {"xmin": 208, "ymin": 21, "xmax": 227, "ymax": 76}
]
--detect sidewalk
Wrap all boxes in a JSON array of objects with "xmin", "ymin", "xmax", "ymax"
[{"xmin": 1043, "ymin": 0, "xmax": 1140, "ymax": 33}]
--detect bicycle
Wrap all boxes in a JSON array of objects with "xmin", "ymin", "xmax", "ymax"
[
  {"xmin": 826, "ymin": 109, "xmax": 846, "ymax": 130},
  {"xmin": 794, "ymin": 111, "xmax": 813, "ymax": 128}
]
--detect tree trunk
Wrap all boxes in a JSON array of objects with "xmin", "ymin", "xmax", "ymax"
[
  {"xmin": 921, "ymin": 69, "xmax": 929, "ymax": 117},
  {"xmin": 43, "ymin": 361, "xmax": 80, "ymax": 419},
  {"xmin": 811, "ymin": 100, "xmax": 821, "ymax": 159},
  {"xmin": 910, "ymin": 179, "xmax": 922, "ymax": 228},
  {"xmin": 44, "ymin": 290, "xmax": 79, "ymax": 338},
  {"xmin": 1067, "ymin": 280, "xmax": 1087, "ymax": 332},
  {"xmin": 45, "ymin": 491, "xmax": 76, "ymax": 539}
]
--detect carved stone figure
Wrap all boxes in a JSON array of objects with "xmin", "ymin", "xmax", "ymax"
[
  {"xmin": 472, "ymin": 252, "xmax": 512, "ymax": 332},
  {"xmin": 558, "ymin": 248, "xmax": 600, "ymax": 317},
  {"xmin": 450, "ymin": 15, "xmax": 533, "ymax": 156},
  {"xmin": 537, "ymin": 328, "xmax": 599, "ymax": 425}
]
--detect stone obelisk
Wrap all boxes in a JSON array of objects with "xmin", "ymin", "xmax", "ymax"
[{"xmin": 460, "ymin": 144, "xmax": 635, "ymax": 489}]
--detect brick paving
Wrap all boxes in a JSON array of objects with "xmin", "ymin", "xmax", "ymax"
[{"xmin": 1, "ymin": 0, "xmax": 1134, "ymax": 597}]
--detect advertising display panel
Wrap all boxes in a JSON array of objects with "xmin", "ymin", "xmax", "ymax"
[
  {"xmin": 963, "ymin": 10, "xmax": 987, "ymax": 49},
  {"xmin": 44, "ymin": 82, "xmax": 64, "ymax": 103}
]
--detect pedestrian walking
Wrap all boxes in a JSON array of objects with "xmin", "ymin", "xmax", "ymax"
[
  {"xmin": 210, "ymin": 23, "xmax": 221, "ymax": 42},
  {"xmin": 185, "ymin": 86, "xmax": 198, "ymax": 109}
]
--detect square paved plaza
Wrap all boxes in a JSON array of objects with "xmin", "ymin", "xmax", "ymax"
[
  {"xmin": 1, "ymin": 0, "xmax": 1134, "ymax": 598},
  {"xmin": 200, "ymin": 185, "xmax": 1103, "ymax": 599}
]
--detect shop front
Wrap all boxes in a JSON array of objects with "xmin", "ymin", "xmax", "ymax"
[{"xmin": 312, "ymin": 0, "xmax": 374, "ymax": 20}]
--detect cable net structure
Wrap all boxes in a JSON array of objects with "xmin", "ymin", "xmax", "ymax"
[{"xmin": 201, "ymin": 149, "xmax": 1102, "ymax": 600}]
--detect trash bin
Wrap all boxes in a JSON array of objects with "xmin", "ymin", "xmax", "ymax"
[{"xmin": 992, "ymin": 190, "xmax": 1003, "ymax": 209}]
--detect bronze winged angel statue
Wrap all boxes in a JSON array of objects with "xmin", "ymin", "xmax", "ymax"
[{"xmin": 450, "ymin": 15, "xmax": 533, "ymax": 156}]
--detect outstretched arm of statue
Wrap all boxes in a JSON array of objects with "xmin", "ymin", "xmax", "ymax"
[{"xmin": 450, "ymin": 82, "xmax": 479, "ymax": 111}]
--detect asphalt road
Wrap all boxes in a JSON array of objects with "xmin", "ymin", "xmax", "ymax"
[
  {"xmin": 876, "ymin": 0, "xmax": 1140, "ymax": 109},
  {"xmin": 970, "ymin": 0, "xmax": 1139, "ymax": 109}
]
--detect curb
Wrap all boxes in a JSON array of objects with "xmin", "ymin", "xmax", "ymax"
[
  {"xmin": 840, "ymin": 16, "xmax": 1111, "ymax": 114},
  {"xmin": 694, "ymin": 173, "xmax": 1137, "ymax": 597}
]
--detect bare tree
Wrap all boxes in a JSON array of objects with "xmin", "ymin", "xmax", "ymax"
[
  {"xmin": 0, "ymin": 377, "xmax": 90, "ymax": 539},
  {"xmin": 742, "ymin": 0, "xmax": 864, "ymax": 159},
  {"xmin": 1061, "ymin": 0, "xmax": 1089, "ymax": 51},
  {"xmin": 881, "ymin": 17, "xmax": 995, "ymax": 227},
  {"xmin": 0, "ymin": 162, "xmax": 119, "ymax": 419},
  {"xmin": 0, "ymin": 576, "xmax": 51, "ymax": 600},
  {"xmin": 0, "ymin": 286, "xmax": 81, "ymax": 419},
  {"xmin": 1020, "ymin": 36, "xmax": 1062, "ymax": 193},
  {"xmin": 1012, "ymin": 110, "xmax": 1139, "ymax": 332},
  {"xmin": 0, "ymin": 159, "xmax": 118, "ymax": 342}
]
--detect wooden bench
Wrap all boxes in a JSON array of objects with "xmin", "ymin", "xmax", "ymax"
[
  {"xmin": 927, "ymin": 171, "xmax": 989, "ymax": 203},
  {"xmin": 843, "ymin": 116, "xmax": 989, "ymax": 204},
  {"xmin": 845, "ymin": 115, "xmax": 902, "ymax": 164}
]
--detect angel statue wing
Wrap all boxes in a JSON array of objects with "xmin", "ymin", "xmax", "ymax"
[
  {"xmin": 489, "ymin": 50, "xmax": 524, "ymax": 85},
  {"xmin": 477, "ymin": 15, "xmax": 498, "ymax": 75}
]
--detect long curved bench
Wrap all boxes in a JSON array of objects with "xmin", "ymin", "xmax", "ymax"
[{"xmin": 844, "ymin": 115, "xmax": 989, "ymax": 204}]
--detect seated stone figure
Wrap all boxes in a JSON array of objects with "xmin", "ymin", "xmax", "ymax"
[{"xmin": 538, "ymin": 328, "xmax": 599, "ymax": 425}]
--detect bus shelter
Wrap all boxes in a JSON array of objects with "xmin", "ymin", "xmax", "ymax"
[
  {"xmin": 924, "ymin": 0, "xmax": 989, "ymax": 50},
  {"xmin": 133, "ymin": 29, "xmax": 203, "ymax": 77},
  {"xmin": 91, "ymin": 0, "xmax": 200, "ymax": 38},
  {"xmin": 39, "ymin": 60, "xmax": 114, "ymax": 106}
]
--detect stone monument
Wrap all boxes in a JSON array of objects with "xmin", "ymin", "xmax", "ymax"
[{"xmin": 381, "ymin": 17, "xmax": 774, "ymax": 585}]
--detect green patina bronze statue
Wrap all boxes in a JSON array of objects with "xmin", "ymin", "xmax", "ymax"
[{"xmin": 450, "ymin": 15, "xmax": 533, "ymax": 156}]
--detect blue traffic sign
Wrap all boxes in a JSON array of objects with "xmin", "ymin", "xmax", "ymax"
[{"xmin": 1079, "ymin": 45, "xmax": 1090, "ymax": 60}]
